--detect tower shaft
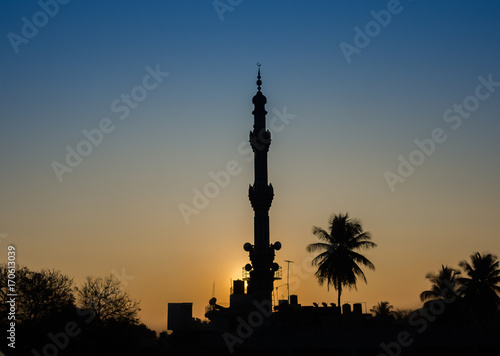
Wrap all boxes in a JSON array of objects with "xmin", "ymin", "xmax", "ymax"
[{"xmin": 245, "ymin": 66, "xmax": 280, "ymax": 303}]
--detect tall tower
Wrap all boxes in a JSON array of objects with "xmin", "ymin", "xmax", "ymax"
[{"xmin": 244, "ymin": 64, "xmax": 281, "ymax": 303}]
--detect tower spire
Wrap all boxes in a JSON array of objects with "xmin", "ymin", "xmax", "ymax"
[{"xmin": 256, "ymin": 62, "xmax": 262, "ymax": 92}]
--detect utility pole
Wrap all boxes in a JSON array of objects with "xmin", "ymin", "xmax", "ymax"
[{"xmin": 284, "ymin": 260, "xmax": 294, "ymax": 303}]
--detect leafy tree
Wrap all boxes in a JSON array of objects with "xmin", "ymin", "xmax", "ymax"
[
  {"xmin": 76, "ymin": 274, "xmax": 140, "ymax": 325},
  {"xmin": 420, "ymin": 265, "xmax": 461, "ymax": 303},
  {"xmin": 0, "ymin": 264, "xmax": 75, "ymax": 324},
  {"xmin": 306, "ymin": 213, "xmax": 376, "ymax": 316}
]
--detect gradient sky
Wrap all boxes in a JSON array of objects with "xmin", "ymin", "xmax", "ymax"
[{"xmin": 1, "ymin": 0, "xmax": 500, "ymax": 332}]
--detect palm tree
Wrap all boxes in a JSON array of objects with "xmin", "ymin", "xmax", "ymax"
[
  {"xmin": 370, "ymin": 301, "xmax": 394, "ymax": 320},
  {"xmin": 420, "ymin": 265, "xmax": 461, "ymax": 303},
  {"xmin": 458, "ymin": 252, "xmax": 500, "ymax": 318},
  {"xmin": 306, "ymin": 213, "xmax": 376, "ymax": 315},
  {"xmin": 393, "ymin": 308, "xmax": 413, "ymax": 321}
]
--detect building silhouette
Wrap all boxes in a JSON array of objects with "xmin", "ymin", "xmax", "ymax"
[{"xmin": 166, "ymin": 67, "xmax": 500, "ymax": 355}]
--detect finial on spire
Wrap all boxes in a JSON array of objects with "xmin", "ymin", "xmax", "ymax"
[{"xmin": 256, "ymin": 62, "xmax": 262, "ymax": 92}]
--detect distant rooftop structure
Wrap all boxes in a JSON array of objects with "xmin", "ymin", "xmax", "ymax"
[{"xmin": 167, "ymin": 302, "xmax": 192, "ymax": 331}]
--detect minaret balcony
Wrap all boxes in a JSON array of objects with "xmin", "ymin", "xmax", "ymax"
[{"xmin": 249, "ymin": 183, "xmax": 274, "ymax": 210}]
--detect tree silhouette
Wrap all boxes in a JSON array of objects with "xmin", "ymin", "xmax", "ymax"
[
  {"xmin": 77, "ymin": 274, "xmax": 140, "ymax": 325},
  {"xmin": 393, "ymin": 308, "xmax": 413, "ymax": 321},
  {"xmin": 370, "ymin": 301, "xmax": 394, "ymax": 319},
  {"xmin": 420, "ymin": 265, "xmax": 461, "ymax": 303},
  {"xmin": 0, "ymin": 265, "xmax": 75, "ymax": 324},
  {"xmin": 306, "ymin": 213, "xmax": 376, "ymax": 318},
  {"xmin": 458, "ymin": 252, "xmax": 500, "ymax": 320}
]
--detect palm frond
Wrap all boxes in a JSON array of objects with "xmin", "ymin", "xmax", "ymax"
[
  {"xmin": 312, "ymin": 227, "xmax": 333, "ymax": 243},
  {"xmin": 306, "ymin": 242, "xmax": 332, "ymax": 253},
  {"xmin": 348, "ymin": 251, "xmax": 375, "ymax": 270}
]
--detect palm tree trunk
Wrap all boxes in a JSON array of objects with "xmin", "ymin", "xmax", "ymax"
[
  {"xmin": 338, "ymin": 285, "xmax": 341, "ymax": 311},
  {"xmin": 337, "ymin": 281, "xmax": 342, "ymax": 328}
]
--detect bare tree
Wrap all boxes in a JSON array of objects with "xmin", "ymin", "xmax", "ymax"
[{"xmin": 76, "ymin": 274, "xmax": 140, "ymax": 325}]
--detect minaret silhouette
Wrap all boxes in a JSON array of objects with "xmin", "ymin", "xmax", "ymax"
[{"xmin": 244, "ymin": 64, "xmax": 281, "ymax": 303}]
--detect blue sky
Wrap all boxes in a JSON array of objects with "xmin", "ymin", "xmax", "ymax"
[{"xmin": 1, "ymin": 0, "xmax": 500, "ymax": 331}]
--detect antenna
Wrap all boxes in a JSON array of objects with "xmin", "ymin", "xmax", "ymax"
[
  {"xmin": 212, "ymin": 281, "xmax": 215, "ymax": 298},
  {"xmin": 284, "ymin": 260, "xmax": 294, "ymax": 303}
]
